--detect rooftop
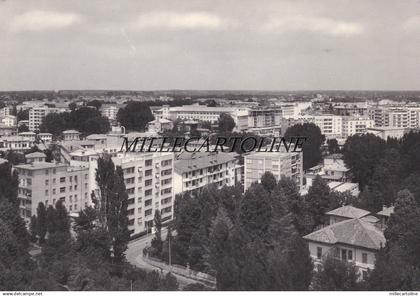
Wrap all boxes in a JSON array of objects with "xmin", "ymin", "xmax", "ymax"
[
  {"xmin": 326, "ymin": 205, "xmax": 370, "ymax": 219},
  {"xmin": 303, "ymin": 218, "xmax": 385, "ymax": 250},
  {"xmin": 25, "ymin": 152, "xmax": 46, "ymax": 158},
  {"xmin": 14, "ymin": 162, "xmax": 67, "ymax": 170},
  {"xmin": 175, "ymin": 152, "xmax": 236, "ymax": 174},
  {"xmin": 62, "ymin": 130, "xmax": 80, "ymax": 134},
  {"xmin": 376, "ymin": 206, "xmax": 394, "ymax": 217}
]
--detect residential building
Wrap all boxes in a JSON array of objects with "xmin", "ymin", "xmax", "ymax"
[
  {"xmin": 112, "ymin": 152, "xmax": 175, "ymax": 235},
  {"xmin": 0, "ymin": 135, "xmax": 35, "ymax": 152},
  {"xmin": 366, "ymin": 126, "xmax": 407, "ymax": 140},
  {"xmin": 14, "ymin": 159, "xmax": 90, "ymax": 224},
  {"xmin": 1, "ymin": 115, "xmax": 17, "ymax": 127},
  {"xmin": 244, "ymin": 151, "xmax": 303, "ymax": 192},
  {"xmin": 300, "ymin": 114, "xmax": 343, "ymax": 139},
  {"xmin": 38, "ymin": 132, "xmax": 53, "ymax": 143},
  {"xmin": 101, "ymin": 104, "xmax": 122, "ymax": 122},
  {"xmin": 62, "ymin": 130, "xmax": 81, "ymax": 141},
  {"xmin": 29, "ymin": 106, "xmax": 62, "ymax": 132},
  {"xmin": 248, "ymin": 107, "xmax": 282, "ymax": 128},
  {"xmin": 303, "ymin": 213, "xmax": 386, "ymax": 280},
  {"xmin": 173, "ymin": 152, "xmax": 237, "ymax": 195},
  {"xmin": 326, "ymin": 205, "xmax": 370, "ymax": 225},
  {"xmin": 341, "ymin": 116, "xmax": 374, "ymax": 138},
  {"xmin": 147, "ymin": 118, "xmax": 174, "ymax": 133}
]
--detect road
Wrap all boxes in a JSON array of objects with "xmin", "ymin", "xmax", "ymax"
[{"xmin": 126, "ymin": 228, "xmax": 201, "ymax": 289}]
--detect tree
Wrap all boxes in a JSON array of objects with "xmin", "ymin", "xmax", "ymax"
[
  {"xmin": 93, "ymin": 156, "xmax": 130, "ymax": 263},
  {"xmin": 367, "ymin": 190, "xmax": 420, "ymax": 290},
  {"xmin": 327, "ymin": 139, "xmax": 340, "ymax": 154},
  {"xmin": 117, "ymin": 102, "xmax": 154, "ymax": 131},
  {"xmin": 36, "ymin": 202, "xmax": 47, "ymax": 244},
  {"xmin": 312, "ymin": 254, "xmax": 360, "ymax": 290},
  {"xmin": 18, "ymin": 124, "xmax": 29, "ymax": 133},
  {"xmin": 29, "ymin": 215, "xmax": 38, "ymax": 243},
  {"xmin": 69, "ymin": 102, "xmax": 77, "ymax": 111},
  {"xmin": 17, "ymin": 109, "xmax": 29, "ymax": 121},
  {"xmin": 343, "ymin": 134, "xmax": 386, "ymax": 189},
  {"xmin": 306, "ymin": 176, "xmax": 331, "ymax": 230},
  {"xmin": 218, "ymin": 113, "xmax": 235, "ymax": 132},
  {"xmin": 260, "ymin": 172, "xmax": 277, "ymax": 193},
  {"xmin": 86, "ymin": 100, "xmax": 103, "ymax": 110},
  {"xmin": 150, "ymin": 210, "xmax": 163, "ymax": 257},
  {"xmin": 40, "ymin": 112, "xmax": 69, "ymax": 136},
  {"xmin": 284, "ymin": 123, "xmax": 324, "ymax": 170}
]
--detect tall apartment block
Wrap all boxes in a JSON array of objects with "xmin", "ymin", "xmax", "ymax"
[
  {"xmin": 248, "ymin": 107, "xmax": 282, "ymax": 128},
  {"xmin": 112, "ymin": 152, "xmax": 174, "ymax": 235},
  {"xmin": 14, "ymin": 155, "xmax": 90, "ymax": 224},
  {"xmin": 173, "ymin": 152, "xmax": 237, "ymax": 195},
  {"xmin": 29, "ymin": 106, "xmax": 61, "ymax": 132},
  {"xmin": 244, "ymin": 152, "xmax": 303, "ymax": 192}
]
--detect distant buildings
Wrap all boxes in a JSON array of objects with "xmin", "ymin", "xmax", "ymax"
[
  {"xmin": 244, "ymin": 151, "xmax": 303, "ymax": 191},
  {"xmin": 29, "ymin": 106, "xmax": 64, "ymax": 132}
]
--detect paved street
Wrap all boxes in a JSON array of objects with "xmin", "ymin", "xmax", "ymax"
[{"xmin": 126, "ymin": 228, "xmax": 201, "ymax": 289}]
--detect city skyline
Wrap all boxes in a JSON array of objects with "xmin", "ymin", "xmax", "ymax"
[{"xmin": 2, "ymin": 0, "xmax": 420, "ymax": 91}]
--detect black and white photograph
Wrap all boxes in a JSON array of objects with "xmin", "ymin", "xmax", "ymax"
[{"xmin": 0, "ymin": 0, "xmax": 420, "ymax": 294}]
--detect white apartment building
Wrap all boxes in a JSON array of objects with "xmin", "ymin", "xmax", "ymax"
[
  {"xmin": 112, "ymin": 152, "xmax": 175, "ymax": 235},
  {"xmin": 0, "ymin": 135, "xmax": 35, "ymax": 152},
  {"xmin": 341, "ymin": 116, "xmax": 374, "ymax": 138},
  {"xmin": 29, "ymin": 106, "xmax": 62, "ymax": 132},
  {"xmin": 244, "ymin": 151, "xmax": 303, "ymax": 192},
  {"xmin": 301, "ymin": 115, "xmax": 343, "ymax": 139},
  {"xmin": 14, "ymin": 158, "xmax": 90, "ymax": 223},
  {"xmin": 173, "ymin": 152, "xmax": 237, "ymax": 195},
  {"xmin": 101, "ymin": 104, "xmax": 121, "ymax": 122},
  {"xmin": 1, "ymin": 106, "xmax": 13, "ymax": 117},
  {"xmin": 1, "ymin": 115, "xmax": 17, "ymax": 127},
  {"xmin": 248, "ymin": 107, "xmax": 282, "ymax": 128},
  {"xmin": 368, "ymin": 107, "xmax": 420, "ymax": 128}
]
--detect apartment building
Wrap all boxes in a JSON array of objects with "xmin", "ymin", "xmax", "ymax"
[
  {"xmin": 112, "ymin": 152, "xmax": 175, "ymax": 235},
  {"xmin": 244, "ymin": 151, "xmax": 303, "ymax": 192},
  {"xmin": 29, "ymin": 106, "xmax": 62, "ymax": 132},
  {"xmin": 0, "ymin": 135, "xmax": 35, "ymax": 152},
  {"xmin": 1, "ymin": 115, "xmax": 17, "ymax": 127},
  {"xmin": 168, "ymin": 105, "xmax": 239, "ymax": 123},
  {"xmin": 248, "ymin": 107, "xmax": 282, "ymax": 128},
  {"xmin": 101, "ymin": 104, "xmax": 123, "ymax": 122},
  {"xmin": 301, "ymin": 115, "xmax": 343, "ymax": 139},
  {"xmin": 173, "ymin": 152, "xmax": 237, "ymax": 195},
  {"xmin": 341, "ymin": 116, "xmax": 374, "ymax": 138},
  {"xmin": 368, "ymin": 107, "xmax": 420, "ymax": 128},
  {"xmin": 14, "ymin": 157, "xmax": 90, "ymax": 224}
]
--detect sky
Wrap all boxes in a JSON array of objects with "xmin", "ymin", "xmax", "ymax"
[{"xmin": 1, "ymin": 0, "xmax": 420, "ymax": 91}]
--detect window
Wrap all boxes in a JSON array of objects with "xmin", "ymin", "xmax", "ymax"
[
  {"xmin": 60, "ymin": 177, "xmax": 66, "ymax": 183},
  {"xmin": 45, "ymin": 179, "xmax": 49, "ymax": 186},
  {"xmin": 27, "ymin": 178, "xmax": 32, "ymax": 185},
  {"xmin": 74, "ymin": 194, "xmax": 77, "ymax": 201},
  {"xmin": 161, "ymin": 159, "xmax": 172, "ymax": 166},
  {"xmin": 145, "ymin": 209, "xmax": 152, "ymax": 216},
  {"xmin": 161, "ymin": 188, "xmax": 171, "ymax": 195},
  {"xmin": 145, "ymin": 199, "xmax": 152, "ymax": 207},
  {"xmin": 317, "ymin": 247, "xmax": 322, "ymax": 259},
  {"xmin": 161, "ymin": 178, "xmax": 172, "ymax": 185},
  {"xmin": 145, "ymin": 189, "xmax": 152, "ymax": 196},
  {"xmin": 53, "ymin": 178, "xmax": 56, "ymax": 184},
  {"xmin": 145, "ymin": 169, "xmax": 153, "ymax": 176},
  {"xmin": 348, "ymin": 250, "xmax": 353, "ymax": 261},
  {"xmin": 70, "ymin": 176, "xmax": 73, "ymax": 182},
  {"xmin": 45, "ymin": 190, "xmax": 49, "ymax": 196},
  {"xmin": 341, "ymin": 249, "xmax": 347, "ymax": 261},
  {"xmin": 60, "ymin": 187, "xmax": 65, "ymax": 193},
  {"xmin": 45, "ymin": 169, "xmax": 49, "ymax": 175},
  {"xmin": 161, "ymin": 169, "xmax": 172, "ymax": 176},
  {"xmin": 362, "ymin": 271, "xmax": 368, "ymax": 280},
  {"xmin": 362, "ymin": 253, "xmax": 368, "ymax": 264},
  {"xmin": 53, "ymin": 189, "xmax": 56, "ymax": 195},
  {"xmin": 127, "ymin": 209, "xmax": 135, "ymax": 215},
  {"xmin": 145, "ymin": 159, "xmax": 153, "ymax": 166},
  {"xmin": 145, "ymin": 179, "xmax": 152, "ymax": 186}
]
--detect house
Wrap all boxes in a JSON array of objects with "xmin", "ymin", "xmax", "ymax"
[
  {"xmin": 62, "ymin": 130, "xmax": 80, "ymax": 141},
  {"xmin": 38, "ymin": 132, "xmax": 53, "ymax": 143},
  {"xmin": 25, "ymin": 152, "xmax": 47, "ymax": 164},
  {"xmin": 147, "ymin": 118, "xmax": 174, "ymax": 133},
  {"xmin": 326, "ymin": 205, "xmax": 370, "ymax": 225},
  {"xmin": 303, "ymin": 217, "xmax": 386, "ymax": 280}
]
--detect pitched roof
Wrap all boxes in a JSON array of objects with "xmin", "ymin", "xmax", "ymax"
[
  {"xmin": 326, "ymin": 205, "xmax": 370, "ymax": 219},
  {"xmin": 303, "ymin": 218, "xmax": 385, "ymax": 250},
  {"xmin": 25, "ymin": 152, "xmax": 46, "ymax": 158}
]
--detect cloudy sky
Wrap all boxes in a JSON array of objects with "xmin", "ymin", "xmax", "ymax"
[{"xmin": 1, "ymin": 0, "xmax": 420, "ymax": 91}]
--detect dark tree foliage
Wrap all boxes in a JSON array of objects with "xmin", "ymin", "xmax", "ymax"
[
  {"xmin": 36, "ymin": 202, "xmax": 47, "ymax": 244},
  {"xmin": 3, "ymin": 150, "xmax": 26, "ymax": 165},
  {"xmin": 86, "ymin": 99, "xmax": 103, "ymax": 110},
  {"xmin": 327, "ymin": 138, "xmax": 340, "ymax": 154},
  {"xmin": 117, "ymin": 101, "xmax": 154, "ymax": 131},
  {"xmin": 306, "ymin": 175, "xmax": 332, "ymax": 230},
  {"xmin": 400, "ymin": 131, "xmax": 420, "ymax": 177},
  {"xmin": 312, "ymin": 254, "xmax": 360, "ymax": 291},
  {"xmin": 218, "ymin": 113, "xmax": 235, "ymax": 132},
  {"xmin": 367, "ymin": 190, "xmax": 420, "ymax": 290},
  {"xmin": 284, "ymin": 123, "xmax": 324, "ymax": 170},
  {"xmin": 93, "ymin": 156, "xmax": 130, "ymax": 263},
  {"xmin": 18, "ymin": 124, "xmax": 29, "ymax": 133},
  {"xmin": 150, "ymin": 210, "xmax": 163, "ymax": 257},
  {"xmin": 261, "ymin": 171, "xmax": 277, "ymax": 192},
  {"xmin": 17, "ymin": 109, "xmax": 29, "ymax": 121},
  {"xmin": 342, "ymin": 134, "xmax": 386, "ymax": 189}
]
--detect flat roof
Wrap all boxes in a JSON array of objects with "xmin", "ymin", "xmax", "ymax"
[{"xmin": 175, "ymin": 152, "xmax": 236, "ymax": 174}]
